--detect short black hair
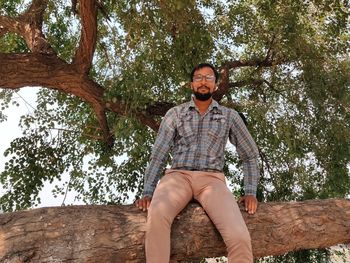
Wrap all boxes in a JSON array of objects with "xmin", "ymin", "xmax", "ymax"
[{"xmin": 190, "ymin": 63, "xmax": 219, "ymax": 83}]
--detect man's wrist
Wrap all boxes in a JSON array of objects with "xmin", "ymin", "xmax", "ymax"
[
  {"xmin": 244, "ymin": 190, "xmax": 256, "ymax": 197},
  {"xmin": 143, "ymin": 193, "xmax": 153, "ymax": 198}
]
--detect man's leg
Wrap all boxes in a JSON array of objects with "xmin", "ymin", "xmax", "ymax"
[
  {"xmin": 146, "ymin": 170, "xmax": 193, "ymax": 263},
  {"xmin": 193, "ymin": 172, "xmax": 253, "ymax": 263}
]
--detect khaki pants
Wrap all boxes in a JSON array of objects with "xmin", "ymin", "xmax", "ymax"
[{"xmin": 145, "ymin": 169, "xmax": 253, "ymax": 263}]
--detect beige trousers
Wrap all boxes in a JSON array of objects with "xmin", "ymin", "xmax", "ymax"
[{"xmin": 145, "ymin": 169, "xmax": 253, "ymax": 263}]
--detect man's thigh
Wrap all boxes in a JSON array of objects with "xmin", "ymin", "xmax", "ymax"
[
  {"xmin": 194, "ymin": 175, "xmax": 249, "ymax": 238},
  {"xmin": 149, "ymin": 170, "xmax": 193, "ymax": 220}
]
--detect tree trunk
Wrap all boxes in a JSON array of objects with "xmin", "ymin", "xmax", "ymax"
[{"xmin": 0, "ymin": 199, "xmax": 349, "ymax": 262}]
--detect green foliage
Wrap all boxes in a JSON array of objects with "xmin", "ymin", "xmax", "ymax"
[
  {"xmin": 0, "ymin": 32, "xmax": 29, "ymax": 53},
  {"xmin": 0, "ymin": 0, "xmax": 25, "ymax": 16},
  {"xmin": 44, "ymin": 0, "xmax": 80, "ymax": 61},
  {"xmin": 0, "ymin": 90, "xmax": 14, "ymax": 123},
  {"xmin": 255, "ymin": 248, "xmax": 331, "ymax": 263},
  {"xmin": 0, "ymin": 0, "xmax": 349, "ymax": 261}
]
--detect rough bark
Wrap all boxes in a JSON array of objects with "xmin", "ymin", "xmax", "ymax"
[
  {"xmin": 72, "ymin": 0, "xmax": 97, "ymax": 74},
  {"xmin": 0, "ymin": 0, "xmax": 54, "ymax": 54},
  {"xmin": 0, "ymin": 199, "xmax": 349, "ymax": 262}
]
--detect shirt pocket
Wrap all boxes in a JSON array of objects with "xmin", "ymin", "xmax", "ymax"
[
  {"xmin": 177, "ymin": 115, "xmax": 196, "ymax": 146},
  {"xmin": 206, "ymin": 117, "xmax": 226, "ymax": 154}
]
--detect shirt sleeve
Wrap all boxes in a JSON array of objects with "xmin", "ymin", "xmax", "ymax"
[
  {"xmin": 229, "ymin": 111, "xmax": 260, "ymax": 196},
  {"xmin": 143, "ymin": 109, "xmax": 177, "ymax": 197}
]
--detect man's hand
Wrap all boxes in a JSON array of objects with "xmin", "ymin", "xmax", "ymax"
[
  {"xmin": 135, "ymin": 196, "xmax": 152, "ymax": 212},
  {"xmin": 239, "ymin": 195, "xmax": 258, "ymax": 215}
]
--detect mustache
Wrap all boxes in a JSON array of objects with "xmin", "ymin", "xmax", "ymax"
[{"xmin": 194, "ymin": 85, "xmax": 211, "ymax": 92}]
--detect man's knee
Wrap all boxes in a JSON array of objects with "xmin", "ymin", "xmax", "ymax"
[{"xmin": 147, "ymin": 202, "xmax": 175, "ymax": 227}]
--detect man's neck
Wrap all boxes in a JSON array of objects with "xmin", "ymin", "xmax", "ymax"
[{"xmin": 193, "ymin": 97, "xmax": 212, "ymax": 114}]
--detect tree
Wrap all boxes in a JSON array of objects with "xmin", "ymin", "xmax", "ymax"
[
  {"xmin": 0, "ymin": 199, "xmax": 349, "ymax": 262},
  {"xmin": 0, "ymin": 0, "xmax": 349, "ymax": 261}
]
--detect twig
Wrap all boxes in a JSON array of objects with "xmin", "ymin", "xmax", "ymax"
[{"xmin": 61, "ymin": 176, "xmax": 72, "ymax": 206}]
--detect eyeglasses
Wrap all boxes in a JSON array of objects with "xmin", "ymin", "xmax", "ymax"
[{"xmin": 192, "ymin": 74, "xmax": 215, "ymax": 82}]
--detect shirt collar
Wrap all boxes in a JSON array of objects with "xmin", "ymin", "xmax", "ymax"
[{"xmin": 188, "ymin": 96, "xmax": 219, "ymax": 112}]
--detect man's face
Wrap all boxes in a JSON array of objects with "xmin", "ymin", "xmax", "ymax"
[{"xmin": 190, "ymin": 67, "xmax": 217, "ymax": 100}]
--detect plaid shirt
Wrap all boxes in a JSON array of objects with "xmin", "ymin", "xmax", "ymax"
[{"xmin": 143, "ymin": 98, "xmax": 260, "ymax": 197}]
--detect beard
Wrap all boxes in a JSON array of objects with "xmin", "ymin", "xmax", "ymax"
[{"xmin": 192, "ymin": 86, "xmax": 213, "ymax": 101}]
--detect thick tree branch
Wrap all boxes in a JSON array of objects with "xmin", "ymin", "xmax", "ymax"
[
  {"xmin": 72, "ymin": 0, "xmax": 98, "ymax": 74},
  {"xmin": 0, "ymin": 53, "xmax": 113, "ymax": 143},
  {"xmin": 106, "ymin": 101, "xmax": 160, "ymax": 132},
  {"xmin": 71, "ymin": 0, "xmax": 78, "ymax": 15},
  {"xmin": 0, "ymin": 0, "xmax": 54, "ymax": 54},
  {"xmin": 138, "ymin": 112, "xmax": 160, "ymax": 131},
  {"xmin": 213, "ymin": 57, "xmax": 284, "ymax": 101},
  {"xmin": 0, "ymin": 16, "xmax": 19, "ymax": 36},
  {"xmin": 20, "ymin": 0, "xmax": 48, "ymax": 23},
  {"xmin": 92, "ymin": 103, "xmax": 114, "ymax": 147},
  {"xmin": 0, "ymin": 53, "xmax": 101, "ymax": 100},
  {"xmin": 0, "ymin": 52, "xmax": 159, "ymax": 138},
  {"xmin": 0, "ymin": 199, "xmax": 349, "ymax": 262},
  {"xmin": 229, "ymin": 79, "xmax": 264, "ymax": 88},
  {"xmin": 213, "ymin": 65, "xmax": 230, "ymax": 102},
  {"xmin": 145, "ymin": 101, "xmax": 175, "ymax": 117},
  {"xmin": 224, "ymin": 57, "xmax": 281, "ymax": 69}
]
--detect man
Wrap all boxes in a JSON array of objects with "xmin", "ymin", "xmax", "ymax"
[{"xmin": 135, "ymin": 63, "xmax": 259, "ymax": 262}]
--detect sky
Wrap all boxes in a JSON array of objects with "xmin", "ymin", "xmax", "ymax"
[{"xmin": 0, "ymin": 87, "xmax": 82, "ymax": 208}]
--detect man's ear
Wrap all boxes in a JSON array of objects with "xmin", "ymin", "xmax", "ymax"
[{"xmin": 215, "ymin": 86, "xmax": 218, "ymax": 91}]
